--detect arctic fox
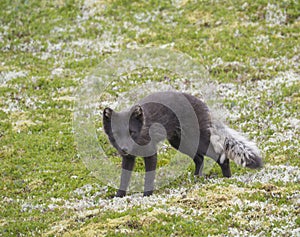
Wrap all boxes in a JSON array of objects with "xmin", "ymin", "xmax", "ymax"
[{"xmin": 103, "ymin": 91, "xmax": 263, "ymax": 197}]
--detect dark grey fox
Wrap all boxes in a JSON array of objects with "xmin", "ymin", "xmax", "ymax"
[{"xmin": 103, "ymin": 91, "xmax": 263, "ymax": 197}]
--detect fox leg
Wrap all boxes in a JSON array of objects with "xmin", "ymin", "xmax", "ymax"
[
  {"xmin": 116, "ymin": 155, "xmax": 136, "ymax": 197},
  {"xmin": 193, "ymin": 154, "xmax": 204, "ymax": 176},
  {"xmin": 217, "ymin": 156, "xmax": 231, "ymax": 177},
  {"xmin": 143, "ymin": 155, "xmax": 157, "ymax": 196}
]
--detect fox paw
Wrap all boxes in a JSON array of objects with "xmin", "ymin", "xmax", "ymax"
[{"xmin": 115, "ymin": 190, "xmax": 127, "ymax": 198}]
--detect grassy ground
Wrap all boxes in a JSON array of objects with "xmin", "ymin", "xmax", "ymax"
[{"xmin": 0, "ymin": 0, "xmax": 299, "ymax": 236}]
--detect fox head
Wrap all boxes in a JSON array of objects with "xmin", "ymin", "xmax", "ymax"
[{"xmin": 103, "ymin": 105, "xmax": 146, "ymax": 156}]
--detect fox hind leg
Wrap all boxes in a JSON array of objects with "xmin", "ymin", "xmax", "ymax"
[
  {"xmin": 193, "ymin": 154, "xmax": 204, "ymax": 176},
  {"xmin": 217, "ymin": 156, "xmax": 231, "ymax": 177},
  {"xmin": 194, "ymin": 153, "xmax": 231, "ymax": 178}
]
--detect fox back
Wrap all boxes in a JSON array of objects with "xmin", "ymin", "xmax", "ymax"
[{"xmin": 103, "ymin": 91, "xmax": 212, "ymax": 158}]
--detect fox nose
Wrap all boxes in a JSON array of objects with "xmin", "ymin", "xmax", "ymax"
[{"xmin": 121, "ymin": 147, "xmax": 129, "ymax": 154}]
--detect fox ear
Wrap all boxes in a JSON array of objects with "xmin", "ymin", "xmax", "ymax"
[
  {"xmin": 132, "ymin": 105, "xmax": 143, "ymax": 120},
  {"xmin": 103, "ymin": 107, "xmax": 113, "ymax": 119}
]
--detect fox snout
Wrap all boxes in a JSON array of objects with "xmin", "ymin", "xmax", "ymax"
[{"xmin": 120, "ymin": 146, "xmax": 129, "ymax": 155}]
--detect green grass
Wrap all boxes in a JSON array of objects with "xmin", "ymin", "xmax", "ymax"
[{"xmin": 0, "ymin": 0, "xmax": 299, "ymax": 236}]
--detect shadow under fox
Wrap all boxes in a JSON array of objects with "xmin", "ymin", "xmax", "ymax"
[{"xmin": 103, "ymin": 91, "xmax": 263, "ymax": 197}]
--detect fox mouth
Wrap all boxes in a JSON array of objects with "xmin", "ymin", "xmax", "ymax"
[{"xmin": 120, "ymin": 149, "xmax": 130, "ymax": 156}]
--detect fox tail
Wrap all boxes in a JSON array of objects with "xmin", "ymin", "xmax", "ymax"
[{"xmin": 210, "ymin": 122, "xmax": 263, "ymax": 169}]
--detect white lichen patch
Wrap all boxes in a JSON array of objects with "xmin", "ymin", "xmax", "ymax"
[
  {"xmin": 28, "ymin": 164, "xmax": 299, "ymax": 214},
  {"xmin": 70, "ymin": 33, "xmax": 124, "ymax": 54},
  {"xmin": 51, "ymin": 67, "xmax": 65, "ymax": 77},
  {"xmin": 229, "ymin": 198, "xmax": 298, "ymax": 237},
  {"xmin": 80, "ymin": 0, "xmax": 110, "ymax": 21},
  {"xmin": 0, "ymin": 70, "xmax": 28, "ymax": 84},
  {"xmin": 1, "ymin": 92, "xmax": 42, "ymax": 114},
  {"xmin": 265, "ymin": 3, "xmax": 287, "ymax": 26},
  {"xmin": 171, "ymin": 0, "xmax": 189, "ymax": 8},
  {"xmin": 233, "ymin": 164, "xmax": 300, "ymax": 184},
  {"xmin": 40, "ymin": 177, "xmax": 299, "ymax": 236}
]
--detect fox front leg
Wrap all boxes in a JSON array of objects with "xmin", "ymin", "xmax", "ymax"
[
  {"xmin": 116, "ymin": 155, "xmax": 136, "ymax": 197},
  {"xmin": 143, "ymin": 155, "xmax": 157, "ymax": 197}
]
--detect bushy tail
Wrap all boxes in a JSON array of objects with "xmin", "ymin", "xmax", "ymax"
[{"xmin": 210, "ymin": 123, "xmax": 263, "ymax": 169}]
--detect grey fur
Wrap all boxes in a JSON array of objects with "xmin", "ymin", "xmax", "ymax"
[
  {"xmin": 103, "ymin": 91, "xmax": 263, "ymax": 197},
  {"xmin": 209, "ymin": 121, "xmax": 263, "ymax": 169}
]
